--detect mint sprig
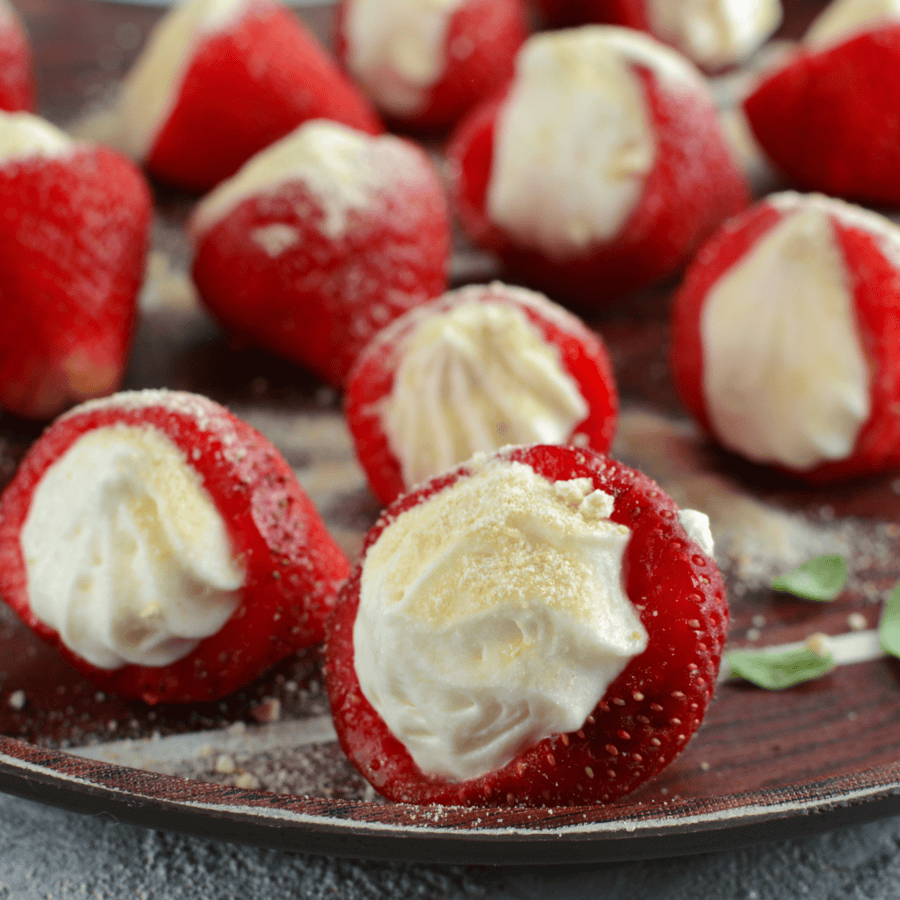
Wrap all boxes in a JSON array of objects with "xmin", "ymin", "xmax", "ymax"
[
  {"xmin": 770, "ymin": 554, "xmax": 848, "ymax": 602},
  {"xmin": 878, "ymin": 582, "xmax": 900, "ymax": 659},
  {"xmin": 724, "ymin": 643, "xmax": 835, "ymax": 690}
]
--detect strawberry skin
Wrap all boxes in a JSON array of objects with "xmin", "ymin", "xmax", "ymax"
[
  {"xmin": 0, "ymin": 1, "xmax": 35, "ymax": 111},
  {"xmin": 0, "ymin": 142, "xmax": 151, "ymax": 420},
  {"xmin": 190, "ymin": 128, "xmax": 450, "ymax": 388},
  {"xmin": 146, "ymin": 0, "xmax": 382, "ymax": 192},
  {"xmin": 326, "ymin": 444, "xmax": 728, "ymax": 807},
  {"xmin": 0, "ymin": 390, "xmax": 350, "ymax": 705},
  {"xmin": 345, "ymin": 284, "xmax": 619, "ymax": 505},
  {"xmin": 334, "ymin": 0, "xmax": 528, "ymax": 132},
  {"xmin": 744, "ymin": 26, "xmax": 900, "ymax": 206},
  {"xmin": 447, "ymin": 65, "xmax": 749, "ymax": 307},
  {"xmin": 670, "ymin": 194, "xmax": 900, "ymax": 483}
]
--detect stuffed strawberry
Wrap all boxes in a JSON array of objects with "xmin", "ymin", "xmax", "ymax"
[
  {"xmin": 334, "ymin": 0, "xmax": 528, "ymax": 132},
  {"xmin": 0, "ymin": 389, "xmax": 350, "ymax": 705},
  {"xmin": 670, "ymin": 192, "xmax": 900, "ymax": 483},
  {"xmin": 326, "ymin": 443, "xmax": 727, "ymax": 806},
  {"xmin": 190, "ymin": 119, "xmax": 450, "ymax": 388},
  {"xmin": 105, "ymin": 0, "xmax": 382, "ymax": 192},
  {"xmin": 345, "ymin": 282, "xmax": 619, "ymax": 506},
  {"xmin": 0, "ymin": 112, "xmax": 151, "ymax": 421},
  {"xmin": 743, "ymin": 21, "xmax": 900, "ymax": 206},
  {"xmin": 0, "ymin": 0, "xmax": 34, "ymax": 111},
  {"xmin": 533, "ymin": 0, "xmax": 781, "ymax": 70},
  {"xmin": 446, "ymin": 26, "xmax": 750, "ymax": 308}
]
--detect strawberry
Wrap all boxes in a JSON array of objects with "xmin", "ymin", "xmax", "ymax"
[
  {"xmin": 0, "ymin": 112, "xmax": 151, "ymax": 421},
  {"xmin": 107, "ymin": 0, "xmax": 382, "ymax": 193},
  {"xmin": 326, "ymin": 443, "xmax": 728, "ymax": 807},
  {"xmin": 446, "ymin": 26, "xmax": 749, "ymax": 308},
  {"xmin": 670, "ymin": 192, "xmax": 900, "ymax": 483},
  {"xmin": 189, "ymin": 119, "xmax": 450, "ymax": 388},
  {"xmin": 345, "ymin": 282, "xmax": 619, "ymax": 506},
  {"xmin": 0, "ymin": 0, "xmax": 35, "ymax": 111},
  {"xmin": 533, "ymin": 0, "xmax": 781, "ymax": 70},
  {"xmin": 0, "ymin": 389, "xmax": 350, "ymax": 705},
  {"xmin": 743, "ymin": 24, "xmax": 900, "ymax": 206},
  {"xmin": 334, "ymin": 0, "xmax": 528, "ymax": 132}
]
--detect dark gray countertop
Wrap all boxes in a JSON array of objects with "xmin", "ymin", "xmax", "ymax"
[{"xmin": 2, "ymin": 791, "xmax": 900, "ymax": 899}]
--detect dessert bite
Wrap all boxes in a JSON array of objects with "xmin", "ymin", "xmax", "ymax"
[
  {"xmin": 534, "ymin": 0, "xmax": 782, "ymax": 71},
  {"xmin": 190, "ymin": 119, "xmax": 450, "ymax": 388},
  {"xmin": 326, "ymin": 443, "xmax": 727, "ymax": 806},
  {"xmin": 334, "ymin": 0, "xmax": 528, "ymax": 132},
  {"xmin": 446, "ymin": 26, "xmax": 750, "ymax": 307},
  {"xmin": 743, "ymin": 13, "xmax": 900, "ymax": 205},
  {"xmin": 100, "ymin": 0, "xmax": 382, "ymax": 192},
  {"xmin": 670, "ymin": 192, "xmax": 900, "ymax": 483},
  {"xmin": 0, "ymin": 389, "xmax": 350, "ymax": 705},
  {"xmin": 0, "ymin": 0, "xmax": 34, "ymax": 111},
  {"xmin": 0, "ymin": 112, "xmax": 151, "ymax": 421},
  {"xmin": 345, "ymin": 282, "xmax": 619, "ymax": 505},
  {"xmin": 805, "ymin": 0, "xmax": 900, "ymax": 47}
]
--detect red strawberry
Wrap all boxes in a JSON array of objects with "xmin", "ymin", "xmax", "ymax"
[
  {"xmin": 670, "ymin": 192, "xmax": 900, "ymax": 483},
  {"xmin": 345, "ymin": 282, "xmax": 619, "ymax": 506},
  {"xmin": 108, "ymin": 0, "xmax": 382, "ymax": 192},
  {"xmin": 326, "ymin": 443, "xmax": 728, "ymax": 807},
  {"xmin": 0, "ymin": 0, "xmax": 35, "ymax": 111},
  {"xmin": 189, "ymin": 119, "xmax": 450, "ymax": 388},
  {"xmin": 334, "ymin": 0, "xmax": 528, "ymax": 132},
  {"xmin": 0, "ymin": 112, "xmax": 151, "ymax": 421},
  {"xmin": 0, "ymin": 389, "xmax": 350, "ymax": 705},
  {"xmin": 533, "ymin": 0, "xmax": 781, "ymax": 69},
  {"xmin": 446, "ymin": 26, "xmax": 749, "ymax": 308},
  {"xmin": 743, "ymin": 24, "xmax": 900, "ymax": 206}
]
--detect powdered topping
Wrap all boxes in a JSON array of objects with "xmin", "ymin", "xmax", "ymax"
[
  {"xmin": 805, "ymin": 0, "xmax": 900, "ymax": 48},
  {"xmin": 646, "ymin": 0, "xmax": 782, "ymax": 68},
  {"xmin": 353, "ymin": 457, "xmax": 646, "ymax": 781},
  {"xmin": 380, "ymin": 288, "xmax": 588, "ymax": 487},
  {"xmin": 106, "ymin": 0, "xmax": 250, "ymax": 160},
  {"xmin": 487, "ymin": 27, "xmax": 699, "ymax": 257},
  {"xmin": 702, "ymin": 198, "xmax": 871, "ymax": 469},
  {"xmin": 22, "ymin": 424, "xmax": 245, "ymax": 670},
  {"xmin": 191, "ymin": 120, "xmax": 405, "ymax": 239},
  {"xmin": 344, "ymin": 0, "xmax": 465, "ymax": 116},
  {"xmin": 0, "ymin": 111, "xmax": 72, "ymax": 164}
]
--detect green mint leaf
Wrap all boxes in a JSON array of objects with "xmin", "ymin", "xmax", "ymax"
[
  {"xmin": 770, "ymin": 554, "xmax": 848, "ymax": 602},
  {"xmin": 724, "ymin": 644, "xmax": 835, "ymax": 690},
  {"xmin": 878, "ymin": 582, "xmax": 900, "ymax": 659}
]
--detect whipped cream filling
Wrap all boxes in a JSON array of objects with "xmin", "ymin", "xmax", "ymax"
[
  {"xmin": 21, "ymin": 424, "xmax": 245, "ymax": 670},
  {"xmin": 646, "ymin": 0, "xmax": 782, "ymax": 69},
  {"xmin": 701, "ymin": 197, "xmax": 871, "ymax": 470},
  {"xmin": 380, "ymin": 290, "xmax": 589, "ymax": 488},
  {"xmin": 110, "ymin": 0, "xmax": 249, "ymax": 160},
  {"xmin": 487, "ymin": 27, "xmax": 701, "ymax": 258},
  {"xmin": 191, "ymin": 119, "xmax": 393, "ymax": 240},
  {"xmin": 353, "ymin": 457, "xmax": 648, "ymax": 782},
  {"xmin": 805, "ymin": 0, "xmax": 900, "ymax": 47},
  {"xmin": 0, "ymin": 111, "xmax": 72, "ymax": 164},
  {"xmin": 344, "ymin": 0, "xmax": 465, "ymax": 116}
]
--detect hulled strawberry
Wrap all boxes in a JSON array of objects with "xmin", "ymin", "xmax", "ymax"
[
  {"xmin": 446, "ymin": 26, "xmax": 749, "ymax": 308},
  {"xmin": 0, "ymin": 0, "xmax": 34, "ymax": 111},
  {"xmin": 334, "ymin": 0, "xmax": 528, "ymax": 132},
  {"xmin": 0, "ymin": 389, "xmax": 350, "ymax": 705},
  {"xmin": 345, "ymin": 282, "xmax": 619, "ymax": 506},
  {"xmin": 533, "ymin": 0, "xmax": 782, "ymax": 70},
  {"xmin": 103, "ymin": 0, "xmax": 382, "ymax": 192},
  {"xmin": 670, "ymin": 192, "xmax": 900, "ymax": 483},
  {"xmin": 190, "ymin": 119, "xmax": 450, "ymax": 388},
  {"xmin": 0, "ymin": 112, "xmax": 151, "ymax": 421},
  {"xmin": 743, "ymin": 20, "xmax": 900, "ymax": 206},
  {"xmin": 326, "ymin": 443, "xmax": 727, "ymax": 807}
]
